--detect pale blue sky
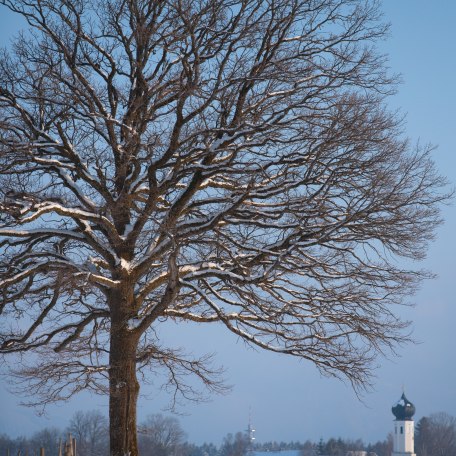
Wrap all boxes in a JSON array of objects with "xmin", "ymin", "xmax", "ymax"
[{"xmin": 0, "ymin": 0, "xmax": 455, "ymax": 446}]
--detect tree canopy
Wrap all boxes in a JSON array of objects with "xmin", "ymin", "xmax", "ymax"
[{"xmin": 0, "ymin": 0, "xmax": 448, "ymax": 454}]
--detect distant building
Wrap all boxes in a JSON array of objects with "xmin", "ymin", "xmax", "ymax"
[{"xmin": 391, "ymin": 393, "xmax": 416, "ymax": 456}]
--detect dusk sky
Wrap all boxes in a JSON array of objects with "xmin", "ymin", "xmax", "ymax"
[{"xmin": 1, "ymin": 0, "xmax": 455, "ymax": 446}]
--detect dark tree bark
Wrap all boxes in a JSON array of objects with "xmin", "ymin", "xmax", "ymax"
[
  {"xmin": 109, "ymin": 293, "xmax": 141, "ymax": 456},
  {"xmin": 0, "ymin": 1, "xmax": 450, "ymax": 455}
]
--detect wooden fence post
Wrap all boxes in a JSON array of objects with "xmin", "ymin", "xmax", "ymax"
[{"xmin": 63, "ymin": 434, "xmax": 76, "ymax": 456}]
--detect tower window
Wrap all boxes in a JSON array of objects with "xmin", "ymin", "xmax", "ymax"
[{"xmin": 400, "ymin": 426, "xmax": 403, "ymax": 434}]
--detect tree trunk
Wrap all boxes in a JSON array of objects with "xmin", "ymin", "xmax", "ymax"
[{"xmin": 109, "ymin": 291, "xmax": 140, "ymax": 456}]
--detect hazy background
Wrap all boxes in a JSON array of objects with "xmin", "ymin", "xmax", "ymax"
[{"xmin": 1, "ymin": 0, "xmax": 455, "ymax": 445}]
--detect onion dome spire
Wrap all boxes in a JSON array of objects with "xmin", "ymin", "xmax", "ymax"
[{"xmin": 392, "ymin": 392, "xmax": 416, "ymax": 421}]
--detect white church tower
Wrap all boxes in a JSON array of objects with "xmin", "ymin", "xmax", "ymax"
[{"xmin": 391, "ymin": 392, "xmax": 416, "ymax": 456}]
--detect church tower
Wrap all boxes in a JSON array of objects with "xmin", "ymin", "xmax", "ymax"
[{"xmin": 391, "ymin": 393, "xmax": 416, "ymax": 456}]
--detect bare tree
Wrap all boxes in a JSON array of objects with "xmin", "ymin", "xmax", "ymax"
[
  {"xmin": 0, "ymin": 0, "xmax": 449, "ymax": 454},
  {"xmin": 219, "ymin": 432, "xmax": 250, "ymax": 456},
  {"xmin": 138, "ymin": 414, "xmax": 186, "ymax": 456},
  {"xmin": 30, "ymin": 427, "xmax": 63, "ymax": 456},
  {"xmin": 68, "ymin": 410, "xmax": 109, "ymax": 456},
  {"xmin": 300, "ymin": 440, "xmax": 317, "ymax": 456},
  {"xmin": 415, "ymin": 413, "xmax": 456, "ymax": 456}
]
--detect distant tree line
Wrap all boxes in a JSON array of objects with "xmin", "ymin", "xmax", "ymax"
[
  {"xmin": 0, "ymin": 411, "xmax": 109, "ymax": 456},
  {"xmin": 1, "ymin": 411, "xmax": 455, "ymax": 456},
  {"xmin": 415, "ymin": 412, "xmax": 456, "ymax": 456},
  {"xmin": 310, "ymin": 436, "xmax": 392, "ymax": 456}
]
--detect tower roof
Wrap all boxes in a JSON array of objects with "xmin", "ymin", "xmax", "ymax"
[{"xmin": 392, "ymin": 392, "xmax": 416, "ymax": 421}]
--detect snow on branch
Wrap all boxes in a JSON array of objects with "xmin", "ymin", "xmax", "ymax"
[{"xmin": 0, "ymin": 0, "xmax": 450, "ymax": 421}]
